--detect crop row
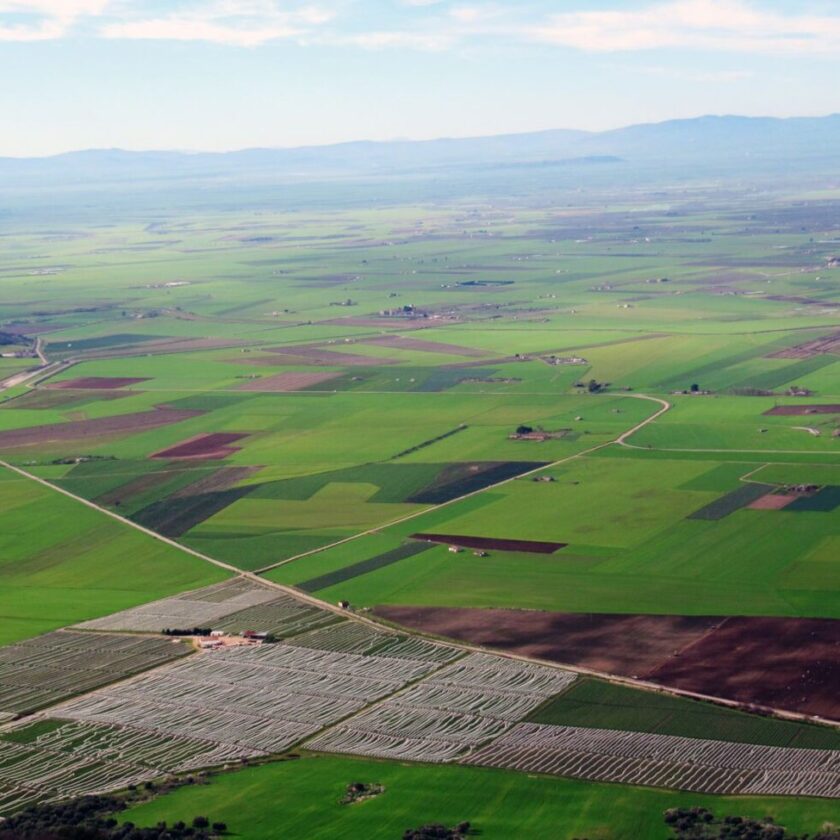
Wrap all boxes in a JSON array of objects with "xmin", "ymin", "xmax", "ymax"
[
  {"xmin": 0, "ymin": 719, "xmax": 258, "ymax": 817},
  {"xmin": 288, "ymin": 620, "xmax": 460, "ymax": 663},
  {"xmin": 307, "ymin": 653, "xmax": 576, "ymax": 763},
  {"xmin": 52, "ymin": 642, "xmax": 442, "ymax": 756},
  {"xmin": 0, "ymin": 631, "xmax": 188, "ymax": 717},
  {"xmin": 75, "ymin": 579, "xmax": 281, "ymax": 632},
  {"xmin": 466, "ymin": 723, "xmax": 840, "ymax": 798}
]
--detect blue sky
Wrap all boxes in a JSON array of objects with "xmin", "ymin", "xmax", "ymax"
[{"xmin": 2, "ymin": 1, "xmax": 839, "ymax": 156}]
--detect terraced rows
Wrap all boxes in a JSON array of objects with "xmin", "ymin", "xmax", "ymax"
[
  {"xmin": 74, "ymin": 578, "xmax": 279, "ymax": 632},
  {"xmin": 287, "ymin": 619, "xmax": 460, "ymax": 663},
  {"xmin": 53, "ymin": 643, "xmax": 442, "ymax": 755},
  {"xmin": 307, "ymin": 653, "xmax": 577, "ymax": 762},
  {"xmin": 0, "ymin": 632, "xmax": 188, "ymax": 718},
  {"xmin": 0, "ymin": 720, "xmax": 257, "ymax": 815},
  {"xmin": 467, "ymin": 723, "xmax": 840, "ymax": 798},
  {"xmin": 75, "ymin": 577, "xmax": 336, "ymax": 639}
]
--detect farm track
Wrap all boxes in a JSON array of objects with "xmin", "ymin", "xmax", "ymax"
[{"xmin": 3, "ymin": 392, "xmax": 839, "ymax": 735}]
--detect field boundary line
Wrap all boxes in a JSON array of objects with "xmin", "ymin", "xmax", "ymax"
[{"xmin": 253, "ymin": 393, "xmax": 671, "ymax": 574}]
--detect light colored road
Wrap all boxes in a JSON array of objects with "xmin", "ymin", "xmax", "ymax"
[
  {"xmin": 3, "ymin": 390, "xmax": 838, "ymax": 730},
  {"xmin": 256, "ymin": 392, "xmax": 672, "ymax": 573}
]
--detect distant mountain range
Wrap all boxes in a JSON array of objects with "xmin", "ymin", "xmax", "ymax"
[{"xmin": 2, "ymin": 114, "xmax": 839, "ymax": 189}]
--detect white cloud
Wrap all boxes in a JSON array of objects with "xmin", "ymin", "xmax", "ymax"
[
  {"xmin": 100, "ymin": 1, "xmax": 335, "ymax": 47},
  {"xmin": 529, "ymin": 0, "xmax": 840, "ymax": 55},
  {"xmin": 0, "ymin": 0, "xmax": 109, "ymax": 41}
]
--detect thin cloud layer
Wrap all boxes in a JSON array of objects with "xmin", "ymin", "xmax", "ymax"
[
  {"xmin": 530, "ymin": 0, "xmax": 840, "ymax": 55},
  {"xmin": 2, "ymin": 0, "xmax": 840, "ymax": 56}
]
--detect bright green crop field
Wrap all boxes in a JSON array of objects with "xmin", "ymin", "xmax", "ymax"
[
  {"xmin": 121, "ymin": 754, "xmax": 840, "ymax": 840},
  {"xmin": 1, "ymin": 177, "xmax": 839, "ymax": 835}
]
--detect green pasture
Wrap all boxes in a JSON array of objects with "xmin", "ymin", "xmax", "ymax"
[
  {"xmin": 0, "ymin": 467, "xmax": 227, "ymax": 645},
  {"xmin": 121, "ymin": 753, "xmax": 840, "ymax": 840},
  {"xmin": 529, "ymin": 679, "xmax": 840, "ymax": 749}
]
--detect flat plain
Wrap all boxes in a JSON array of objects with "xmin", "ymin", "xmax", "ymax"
[{"xmin": 1, "ymin": 175, "xmax": 839, "ymax": 836}]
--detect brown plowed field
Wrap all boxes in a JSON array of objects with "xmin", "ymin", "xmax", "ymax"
[
  {"xmin": 0, "ymin": 408, "xmax": 202, "ymax": 449},
  {"xmin": 359, "ymin": 335, "xmax": 487, "ymax": 357},
  {"xmin": 374, "ymin": 606, "xmax": 840, "ymax": 719},
  {"xmin": 236, "ymin": 371, "xmax": 341, "ymax": 391},
  {"xmin": 764, "ymin": 404, "xmax": 840, "ymax": 415},
  {"xmin": 410, "ymin": 533, "xmax": 566, "ymax": 554},
  {"xmin": 646, "ymin": 617, "xmax": 840, "ymax": 720},
  {"xmin": 151, "ymin": 432, "xmax": 246, "ymax": 460},
  {"xmin": 747, "ymin": 492, "xmax": 799, "ymax": 510},
  {"xmin": 49, "ymin": 376, "xmax": 150, "ymax": 389},
  {"xmin": 373, "ymin": 606, "xmax": 720, "ymax": 677}
]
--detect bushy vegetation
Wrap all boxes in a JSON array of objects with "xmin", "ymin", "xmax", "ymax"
[
  {"xmin": 0, "ymin": 796, "xmax": 226, "ymax": 840},
  {"xmin": 664, "ymin": 807, "xmax": 840, "ymax": 839}
]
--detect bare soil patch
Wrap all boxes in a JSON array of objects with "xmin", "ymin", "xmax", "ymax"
[
  {"xmin": 48, "ymin": 376, "xmax": 150, "ymax": 390},
  {"xmin": 0, "ymin": 407, "xmax": 202, "ymax": 449},
  {"xmin": 236, "ymin": 371, "xmax": 341, "ymax": 391},
  {"xmin": 358, "ymin": 335, "xmax": 488, "ymax": 358},
  {"xmin": 375, "ymin": 607, "xmax": 840, "ymax": 719},
  {"xmin": 764, "ymin": 404, "xmax": 840, "ymax": 416},
  {"xmin": 645, "ymin": 617, "xmax": 840, "ymax": 720},
  {"xmin": 151, "ymin": 432, "xmax": 247, "ymax": 460},
  {"xmin": 373, "ymin": 606, "xmax": 719, "ymax": 677},
  {"xmin": 410, "ymin": 533, "xmax": 567, "ymax": 554},
  {"xmin": 747, "ymin": 492, "xmax": 799, "ymax": 510}
]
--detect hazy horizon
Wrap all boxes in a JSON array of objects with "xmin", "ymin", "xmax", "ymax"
[{"xmin": 3, "ymin": 1, "xmax": 840, "ymax": 157}]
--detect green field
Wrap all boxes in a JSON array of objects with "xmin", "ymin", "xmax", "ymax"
[
  {"xmin": 122, "ymin": 754, "xmax": 840, "ymax": 840},
  {"xmin": 0, "ymin": 467, "xmax": 228, "ymax": 644},
  {"xmin": 1, "ymin": 176, "xmax": 839, "ymax": 834},
  {"xmin": 528, "ymin": 679, "xmax": 840, "ymax": 749}
]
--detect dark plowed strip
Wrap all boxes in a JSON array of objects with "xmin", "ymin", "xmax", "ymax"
[
  {"xmin": 407, "ymin": 461, "xmax": 547, "ymax": 504},
  {"xmin": 296, "ymin": 543, "xmax": 434, "ymax": 593},
  {"xmin": 687, "ymin": 483, "xmax": 774, "ymax": 520},
  {"xmin": 0, "ymin": 408, "xmax": 203, "ymax": 449},
  {"xmin": 645, "ymin": 617, "xmax": 840, "ymax": 720},
  {"xmin": 151, "ymin": 432, "xmax": 247, "ymax": 459},
  {"xmin": 373, "ymin": 606, "xmax": 720, "ymax": 677},
  {"xmin": 375, "ymin": 606, "xmax": 840, "ymax": 720},
  {"xmin": 131, "ymin": 485, "xmax": 255, "ymax": 538},
  {"xmin": 764, "ymin": 404, "xmax": 840, "ymax": 415},
  {"xmin": 48, "ymin": 376, "xmax": 150, "ymax": 389},
  {"xmin": 411, "ymin": 533, "xmax": 566, "ymax": 554},
  {"xmin": 172, "ymin": 466, "xmax": 262, "ymax": 498}
]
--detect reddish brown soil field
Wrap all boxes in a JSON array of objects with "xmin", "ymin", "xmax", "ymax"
[
  {"xmin": 373, "ymin": 606, "xmax": 720, "ymax": 677},
  {"xmin": 375, "ymin": 606, "xmax": 840, "ymax": 719},
  {"xmin": 237, "ymin": 371, "xmax": 341, "ymax": 391},
  {"xmin": 359, "ymin": 335, "xmax": 488, "ymax": 358},
  {"xmin": 411, "ymin": 533, "xmax": 566, "ymax": 554},
  {"xmin": 151, "ymin": 432, "xmax": 246, "ymax": 460},
  {"xmin": 747, "ymin": 493, "xmax": 799, "ymax": 510},
  {"xmin": 764, "ymin": 404, "xmax": 840, "ymax": 415},
  {"xmin": 646, "ymin": 617, "xmax": 840, "ymax": 720},
  {"xmin": 49, "ymin": 376, "xmax": 150, "ymax": 389},
  {"xmin": 0, "ymin": 408, "xmax": 202, "ymax": 449}
]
